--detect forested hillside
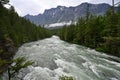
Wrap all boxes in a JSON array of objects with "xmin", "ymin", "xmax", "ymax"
[
  {"xmin": 56, "ymin": 6, "xmax": 120, "ymax": 57},
  {"xmin": 0, "ymin": 1, "xmax": 51, "ymax": 73},
  {"xmin": 0, "ymin": 0, "xmax": 120, "ymax": 78}
]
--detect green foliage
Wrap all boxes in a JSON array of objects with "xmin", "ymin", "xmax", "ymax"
[
  {"xmin": 0, "ymin": 4, "xmax": 51, "ymax": 74},
  {"xmin": 10, "ymin": 57, "xmax": 34, "ymax": 73},
  {"xmin": 55, "ymin": 6, "xmax": 120, "ymax": 57},
  {"xmin": 59, "ymin": 75, "xmax": 74, "ymax": 80},
  {"xmin": 0, "ymin": 5, "xmax": 51, "ymax": 46},
  {"xmin": 0, "ymin": 0, "xmax": 9, "ymax": 4},
  {"xmin": 0, "ymin": 59, "xmax": 7, "ymax": 70},
  {"xmin": 8, "ymin": 57, "xmax": 34, "ymax": 80},
  {"xmin": 0, "ymin": 48, "xmax": 3, "ymax": 53}
]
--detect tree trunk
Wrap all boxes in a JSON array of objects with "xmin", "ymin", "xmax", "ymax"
[
  {"xmin": 112, "ymin": 0, "xmax": 114, "ymax": 14},
  {"xmin": 8, "ymin": 68, "xmax": 11, "ymax": 80}
]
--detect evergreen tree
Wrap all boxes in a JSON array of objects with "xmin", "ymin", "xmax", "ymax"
[
  {"xmin": 0, "ymin": 2, "xmax": 52, "ymax": 73},
  {"xmin": 0, "ymin": 0, "xmax": 9, "ymax": 4},
  {"xmin": 54, "ymin": 6, "xmax": 120, "ymax": 57}
]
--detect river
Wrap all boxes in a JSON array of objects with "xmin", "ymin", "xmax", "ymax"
[{"xmin": 14, "ymin": 36, "xmax": 120, "ymax": 80}]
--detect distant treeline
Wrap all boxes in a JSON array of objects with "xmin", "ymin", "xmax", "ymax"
[
  {"xmin": 54, "ymin": 6, "xmax": 120, "ymax": 57},
  {"xmin": 0, "ymin": 5, "xmax": 51, "ymax": 47},
  {"xmin": 0, "ymin": 2, "xmax": 51, "ymax": 73}
]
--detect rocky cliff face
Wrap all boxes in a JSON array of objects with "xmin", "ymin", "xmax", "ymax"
[{"xmin": 24, "ymin": 3, "xmax": 113, "ymax": 25}]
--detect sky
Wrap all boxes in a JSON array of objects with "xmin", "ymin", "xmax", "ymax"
[{"xmin": 8, "ymin": 0, "xmax": 120, "ymax": 16}]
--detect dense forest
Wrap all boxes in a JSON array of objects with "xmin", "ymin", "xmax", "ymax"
[
  {"xmin": 0, "ymin": 0, "xmax": 120, "ymax": 79},
  {"xmin": 55, "ymin": 5, "xmax": 120, "ymax": 57},
  {"xmin": 0, "ymin": 0, "xmax": 51, "ymax": 73}
]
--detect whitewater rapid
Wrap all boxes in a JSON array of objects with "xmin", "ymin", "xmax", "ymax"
[{"xmin": 15, "ymin": 36, "xmax": 120, "ymax": 80}]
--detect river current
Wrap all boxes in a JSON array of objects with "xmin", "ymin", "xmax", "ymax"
[{"xmin": 14, "ymin": 36, "xmax": 120, "ymax": 80}]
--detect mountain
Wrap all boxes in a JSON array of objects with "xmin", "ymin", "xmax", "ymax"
[{"xmin": 24, "ymin": 3, "xmax": 112, "ymax": 26}]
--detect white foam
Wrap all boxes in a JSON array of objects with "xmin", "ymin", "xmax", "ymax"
[
  {"xmin": 24, "ymin": 66, "xmax": 58, "ymax": 80},
  {"xmin": 14, "ymin": 36, "xmax": 120, "ymax": 80}
]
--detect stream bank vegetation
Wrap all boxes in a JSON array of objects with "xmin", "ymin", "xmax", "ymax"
[
  {"xmin": 59, "ymin": 75, "xmax": 74, "ymax": 80},
  {"xmin": 0, "ymin": 0, "xmax": 51, "ymax": 75},
  {"xmin": 53, "ymin": 4, "xmax": 120, "ymax": 57},
  {"xmin": 0, "ymin": 0, "xmax": 120, "ymax": 79}
]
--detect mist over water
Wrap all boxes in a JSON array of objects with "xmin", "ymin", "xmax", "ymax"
[{"xmin": 15, "ymin": 36, "xmax": 120, "ymax": 80}]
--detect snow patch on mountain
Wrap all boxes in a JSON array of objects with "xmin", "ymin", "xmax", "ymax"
[{"xmin": 45, "ymin": 21, "xmax": 72, "ymax": 28}]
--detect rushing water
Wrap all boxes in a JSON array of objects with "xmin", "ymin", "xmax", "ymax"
[{"xmin": 14, "ymin": 36, "xmax": 120, "ymax": 80}]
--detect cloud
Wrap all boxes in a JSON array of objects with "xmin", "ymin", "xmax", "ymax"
[{"xmin": 9, "ymin": 0, "xmax": 119, "ymax": 16}]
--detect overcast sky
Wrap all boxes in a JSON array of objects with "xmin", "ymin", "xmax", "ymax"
[{"xmin": 9, "ymin": 0, "xmax": 120, "ymax": 16}]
